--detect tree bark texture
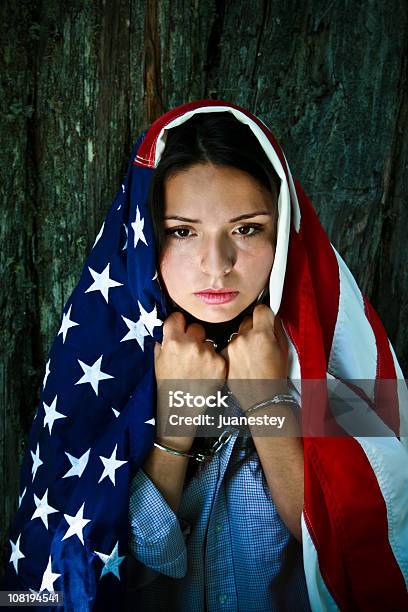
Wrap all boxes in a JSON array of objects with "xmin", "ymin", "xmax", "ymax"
[{"xmin": 1, "ymin": 0, "xmax": 407, "ymax": 574}]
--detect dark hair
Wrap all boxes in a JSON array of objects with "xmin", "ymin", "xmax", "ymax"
[
  {"xmin": 147, "ymin": 112, "xmax": 280, "ymax": 487},
  {"xmin": 148, "ymin": 111, "xmax": 280, "ymax": 261}
]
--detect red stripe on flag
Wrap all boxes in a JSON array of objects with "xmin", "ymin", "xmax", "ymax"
[
  {"xmin": 363, "ymin": 296, "xmax": 400, "ymax": 436},
  {"xmin": 305, "ymin": 437, "xmax": 408, "ymax": 611},
  {"xmin": 292, "ymin": 180, "xmax": 340, "ymax": 362}
]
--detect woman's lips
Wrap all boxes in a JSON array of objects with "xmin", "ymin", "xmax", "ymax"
[{"xmin": 194, "ymin": 291, "xmax": 239, "ymax": 305}]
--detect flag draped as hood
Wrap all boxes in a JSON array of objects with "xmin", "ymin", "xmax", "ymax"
[{"xmin": 3, "ymin": 100, "xmax": 408, "ymax": 611}]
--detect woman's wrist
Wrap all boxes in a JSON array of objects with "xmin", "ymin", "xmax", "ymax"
[
  {"xmin": 155, "ymin": 435, "xmax": 195, "ymax": 454},
  {"xmin": 244, "ymin": 393, "xmax": 297, "ymax": 415},
  {"xmin": 246, "ymin": 401, "xmax": 302, "ymax": 437},
  {"xmin": 232, "ymin": 379, "xmax": 290, "ymax": 412}
]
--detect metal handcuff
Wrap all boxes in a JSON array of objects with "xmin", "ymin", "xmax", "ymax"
[
  {"xmin": 153, "ymin": 419, "xmax": 238, "ymax": 464},
  {"xmin": 153, "ymin": 332, "xmax": 240, "ymax": 463},
  {"xmin": 203, "ymin": 330, "xmax": 239, "ymax": 352},
  {"xmin": 154, "ymin": 331, "xmax": 299, "ymax": 463}
]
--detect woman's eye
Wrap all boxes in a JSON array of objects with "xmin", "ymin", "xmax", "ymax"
[
  {"xmin": 235, "ymin": 224, "xmax": 262, "ymax": 237},
  {"xmin": 165, "ymin": 228, "xmax": 192, "ymax": 239},
  {"xmin": 165, "ymin": 224, "xmax": 263, "ymax": 241}
]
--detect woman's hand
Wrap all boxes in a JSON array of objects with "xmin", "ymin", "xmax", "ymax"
[
  {"xmin": 154, "ymin": 311, "xmax": 227, "ymax": 452},
  {"xmin": 220, "ymin": 304, "xmax": 304, "ymax": 542},
  {"xmin": 220, "ymin": 304, "xmax": 289, "ymax": 410}
]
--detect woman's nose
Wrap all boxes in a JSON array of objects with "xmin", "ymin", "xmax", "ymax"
[{"xmin": 199, "ymin": 236, "xmax": 236, "ymax": 276}]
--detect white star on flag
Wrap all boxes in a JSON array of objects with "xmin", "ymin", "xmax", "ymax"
[
  {"xmin": 92, "ymin": 222, "xmax": 105, "ymax": 249},
  {"xmin": 39, "ymin": 555, "xmax": 61, "ymax": 593},
  {"xmin": 85, "ymin": 263, "xmax": 123, "ymax": 304},
  {"xmin": 43, "ymin": 395, "xmax": 67, "ymax": 434},
  {"xmin": 131, "ymin": 205, "xmax": 148, "ymax": 248},
  {"xmin": 61, "ymin": 502, "xmax": 91, "ymax": 545},
  {"xmin": 18, "ymin": 487, "xmax": 26, "ymax": 508},
  {"xmin": 43, "ymin": 359, "xmax": 51, "ymax": 390},
  {"xmin": 31, "ymin": 489, "xmax": 58, "ymax": 529},
  {"xmin": 31, "ymin": 443, "xmax": 43, "ymax": 481},
  {"xmin": 98, "ymin": 444, "xmax": 128, "ymax": 485},
  {"xmin": 75, "ymin": 355, "xmax": 114, "ymax": 396},
  {"xmin": 120, "ymin": 315, "xmax": 149, "ymax": 350},
  {"xmin": 145, "ymin": 418, "xmax": 155, "ymax": 426},
  {"xmin": 62, "ymin": 448, "xmax": 91, "ymax": 478},
  {"xmin": 138, "ymin": 301, "xmax": 163, "ymax": 336},
  {"xmin": 122, "ymin": 223, "xmax": 128, "ymax": 251},
  {"xmin": 58, "ymin": 304, "xmax": 80, "ymax": 344},
  {"xmin": 9, "ymin": 534, "xmax": 25, "ymax": 574},
  {"xmin": 152, "ymin": 270, "xmax": 158, "ymax": 281},
  {"xmin": 94, "ymin": 541, "xmax": 125, "ymax": 580},
  {"xmin": 112, "ymin": 407, "xmax": 120, "ymax": 418}
]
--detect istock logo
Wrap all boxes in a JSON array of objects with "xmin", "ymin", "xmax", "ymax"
[{"xmin": 169, "ymin": 390, "xmax": 229, "ymax": 408}]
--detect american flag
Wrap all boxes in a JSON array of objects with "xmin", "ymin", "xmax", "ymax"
[
  {"xmin": 2, "ymin": 130, "xmax": 167, "ymax": 610},
  {"xmin": 3, "ymin": 100, "xmax": 408, "ymax": 611}
]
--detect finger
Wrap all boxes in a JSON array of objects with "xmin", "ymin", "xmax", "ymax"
[
  {"xmin": 185, "ymin": 322, "xmax": 206, "ymax": 342},
  {"xmin": 237, "ymin": 315, "xmax": 253, "ymax": 335},
  {"xmin": 162, "ymin": 311, "xmax": 186, "ymax": 342},
  {"xmin": 252, "ymin": 303, "xmax": 275, "ymax": 331}
]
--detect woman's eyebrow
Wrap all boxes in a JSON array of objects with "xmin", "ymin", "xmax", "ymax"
[{"xmin": 164, "ymin": 211, "xmax": 272, "ymax": 223}]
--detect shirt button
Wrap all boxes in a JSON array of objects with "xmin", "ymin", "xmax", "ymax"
[
  {"xmin": 216, "ymin": 522, "xmax": 223, "ymax": 532},
  {"xmin": 218, "ymin": 594, "xmax": 227, "ymax": 604}
]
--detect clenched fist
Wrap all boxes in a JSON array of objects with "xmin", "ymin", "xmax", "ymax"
[
  {"xmin": 154, "ymin": 311, "xmax": 227, "ymax": 452},
  {"xmin": 220, "ymin": 304, "xmax": 289, "ymax": 411}
]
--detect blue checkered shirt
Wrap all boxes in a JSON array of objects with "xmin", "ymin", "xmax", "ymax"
[{"xmin": 126, "ymin": 391, "xmax": 312, "ymax": 611}]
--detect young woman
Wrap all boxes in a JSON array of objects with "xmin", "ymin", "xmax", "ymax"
[
  {"xmin": 3, "ymin": 100, "xmax": 407, "ymax": 612},
  {"xmin": 126, "ymin": 111, "xmax": 311, "ymax": 610}
]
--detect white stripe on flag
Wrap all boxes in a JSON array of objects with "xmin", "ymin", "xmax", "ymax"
[
  {"xmin": 301, "ymin": 513, "xmax": 340, "ymax": 612},
  {"xmin": 286, "ymin": 327, "xmax": 302, "ymax": 394},
  {"xmin": 329, "ymin": 246, "xmax": 377, "ymax": 398},
  {"xmin": 388, "ymin": 339, "xmax": 408, "ymax": 452},
  {"xmin": 326, "ymin": 372, "xmax": 396, "ymax": 437}
]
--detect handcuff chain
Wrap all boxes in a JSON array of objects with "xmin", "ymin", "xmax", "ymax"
[{"xmin": 195, "ymin": 426, "xmax": 237, "ymax": 463}]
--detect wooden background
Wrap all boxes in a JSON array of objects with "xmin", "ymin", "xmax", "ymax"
[{"xmin": 1, "ymin": 0, "xmax": 407, "ymax": 574}]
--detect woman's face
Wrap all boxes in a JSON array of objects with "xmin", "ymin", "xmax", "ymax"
[{"xmin": 159, "ymin": 163, "xmax": 277, "ymax": 323}]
